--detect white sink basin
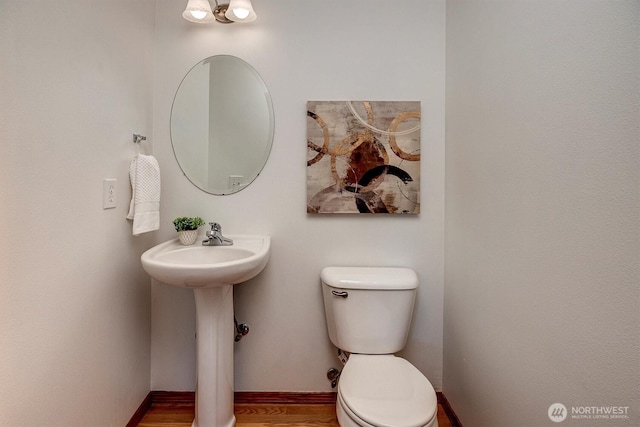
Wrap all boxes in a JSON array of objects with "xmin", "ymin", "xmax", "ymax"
[{"xmin": 141, "ymin": 235, "xmax": 270, "ymax": 288}]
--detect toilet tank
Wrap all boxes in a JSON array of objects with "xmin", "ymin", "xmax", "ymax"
[{"xmin": 321, "ymin": 266, "xmax": 418, "ymax": 354}]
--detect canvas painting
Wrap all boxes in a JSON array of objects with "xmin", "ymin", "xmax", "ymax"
[{"xmin": 307, "ymin": 101, "xmax": 421, "ymax": 214}]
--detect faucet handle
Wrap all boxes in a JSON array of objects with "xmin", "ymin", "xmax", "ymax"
[{"xmin": 209, "ymin": 222, "xmax": 221, "ymax": 232}]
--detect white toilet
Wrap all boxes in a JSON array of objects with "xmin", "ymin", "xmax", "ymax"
[{"xmin": 321, "ymin": 266, "xmax": 438, "ymax": 427}]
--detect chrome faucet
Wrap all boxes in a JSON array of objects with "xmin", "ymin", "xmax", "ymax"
[{"xmin": 202, "ymin": 222, "xmax": 233, "ymax": 246}]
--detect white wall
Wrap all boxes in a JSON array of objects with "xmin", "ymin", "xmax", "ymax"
[
  {"xmin": 150, "ymin": 0, "xmax": 446, "ymax": 391},
  {"xmin": 444, "ymin": 1, "xmax": 639, "ymax": 426},
  {"xmin": 0, "ymin": 1, "xmax": 155, "ymax": 426}
]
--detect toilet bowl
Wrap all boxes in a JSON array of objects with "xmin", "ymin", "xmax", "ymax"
[
  {"xmin": 321, "ymin": 267, "xmax": 439, "ymax": 427},
  {"xmin": 336, "ymin": 354, "xmax": 438, "ymax": 427}
]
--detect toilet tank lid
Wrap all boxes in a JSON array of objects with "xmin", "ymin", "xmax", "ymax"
[{"xmin": 321, "ymin": 267, "xmax": 418, "ymax": 290}]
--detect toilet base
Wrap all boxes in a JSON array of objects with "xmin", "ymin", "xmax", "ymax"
[{"xmin": 336, "ymin": 392, "xmax": 374, "ymax": 427}]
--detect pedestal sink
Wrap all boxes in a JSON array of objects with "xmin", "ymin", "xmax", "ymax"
[{"xmin": 141, "ymin": 235, "xmax": 270, "ymax": 427}]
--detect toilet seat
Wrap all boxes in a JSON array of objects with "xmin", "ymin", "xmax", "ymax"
[{"xmin": 338, "ymin": 354, "xmax": 438, "ymax": 427}]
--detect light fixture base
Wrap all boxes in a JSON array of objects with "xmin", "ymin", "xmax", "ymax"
[{"xmin": 213, "ymin": 3, "xmax": 234, "ymax": 23}]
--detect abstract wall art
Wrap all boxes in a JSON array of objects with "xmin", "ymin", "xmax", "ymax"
[{"xmin": 307, "ymin": 101, "xmax": 421, "ymax": 214}]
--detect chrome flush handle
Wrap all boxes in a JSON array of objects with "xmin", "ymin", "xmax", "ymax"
[{"xmin": 331, "ymin": 290, "xmax": 348, "ymax": 298}]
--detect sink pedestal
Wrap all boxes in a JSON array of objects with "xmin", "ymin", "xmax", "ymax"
[{"xmin": 192, "ymin": 285, "xmax": 235, "ymax": 427}]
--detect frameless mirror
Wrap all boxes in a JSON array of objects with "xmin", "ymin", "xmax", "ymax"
[{"xmin": 171, "ymin": 55, "xmax": 274, "ymax": 195}]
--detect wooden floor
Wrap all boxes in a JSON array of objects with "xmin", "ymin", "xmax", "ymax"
[{"xmin": 136, "ymin": 401, "xmax": 454, "ymax": 427}]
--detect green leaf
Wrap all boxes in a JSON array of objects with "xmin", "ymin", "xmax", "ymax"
[{"xmin": 173, "ymin": 216, "xmax": 205, "ymax": 231}]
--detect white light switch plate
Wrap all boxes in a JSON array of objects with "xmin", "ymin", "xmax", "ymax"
[{"xmin": 103, "ymin": 179, "xmax": 116, "ymax": 209}]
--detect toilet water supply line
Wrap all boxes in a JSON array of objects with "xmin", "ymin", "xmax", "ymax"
[
  {"xmin": 327, "ymin": 368, "xmax": 340, "ymax": 388},
  {"xmin": 327, "ymin": 349, "xmax": 349, "ymax": 388}
]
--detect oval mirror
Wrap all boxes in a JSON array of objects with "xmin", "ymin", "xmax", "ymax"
[{"xmin": 170, "ymin": 55, "xmax": 274, "ymax": 195}]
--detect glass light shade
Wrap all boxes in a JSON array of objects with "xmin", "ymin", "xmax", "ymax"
[
  {"xmin": 225, "ymin": 0, "xmax": 257, "ymax": 22},
  {"xmin": 182, "ymin": 0, "xmax": 216, "ymax": 23}
]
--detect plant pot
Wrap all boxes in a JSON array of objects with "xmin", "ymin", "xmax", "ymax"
[{"xmin": 178, "ymin": 229, "xmax": 199, "ymax": 245}]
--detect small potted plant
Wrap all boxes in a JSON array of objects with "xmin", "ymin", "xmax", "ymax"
[{"xmin": 173, "ymin": 216, "xmax": 205, "ymax": 245}]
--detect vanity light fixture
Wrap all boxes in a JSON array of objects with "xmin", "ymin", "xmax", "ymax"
[{"xmin": 182, "ymin": 0, "xmax": 256, "ymax": 24}]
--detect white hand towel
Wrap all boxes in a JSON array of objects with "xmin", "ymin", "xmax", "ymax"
[{"xmin": 127, "ymin": 154, "xmax": 161, "ymax": 235}]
